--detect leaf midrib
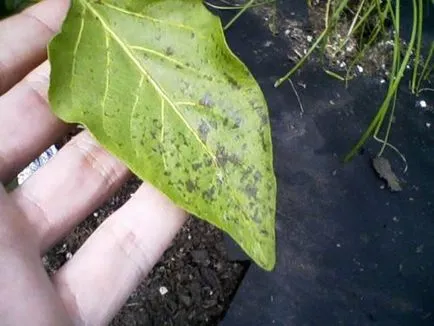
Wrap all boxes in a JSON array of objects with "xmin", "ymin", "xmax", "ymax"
[
  {"xmin": 81, "ymin": 0, "xmax": 217, "ymax": 165},
  {"xmin": 79, "ymin": 0, "xmax": 258, "ymax": 230}
]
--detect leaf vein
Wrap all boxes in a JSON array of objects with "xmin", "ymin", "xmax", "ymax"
[
  {"xmin": 131, "ymin": 75, "xmax": 145, "ymax": 157},
  {"xmin": 161, "ymin": 98, "xmax": 168, "ymax": 170},
  {"xmin": 70, "ymin": 5, "xmax": 86, "ymax": 90},
  {"xmin": 102, "ymin": 31, "xmax": 111, "ymax": 111},
  {"xmin": 129, "ymin": 45, "xmax": 208, "ymax": 79},
  {"xmin": 82, "ymin": 0, "xmax": 217, "ymax": 166},
  {"xmin": 100, "ymin": 1, "xmax": 203, "ymax": 36}
]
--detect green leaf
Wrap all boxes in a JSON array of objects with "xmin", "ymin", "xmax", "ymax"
[{"xmin": 48, "ymin": 0, "xmax": 276, "ymax": 270}]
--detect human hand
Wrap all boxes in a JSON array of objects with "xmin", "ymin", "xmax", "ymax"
[{"xmin": 0, "ymin": 1, "xmax": 187, "ymax": 325}]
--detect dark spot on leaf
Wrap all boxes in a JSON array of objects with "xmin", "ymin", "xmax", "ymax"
[
  {"xmin": 177, "ymin": 132, "xmax": 188, "ymax": 146},
  {"xmin": 202, "ymin": 186, "xmax": 216, "ymax": 201},
  {"xmin": 240, "ymin": 166, "xmax": 253, "ymax": 183},
  {"xmin": 244, "ymin": 184, "xmax": 258, "ymax": 199},
  {"xmin": 198, "ymin": 120, "xmax": 210, "ymax": 143},
  {"xmin": 199, "ymin": 93, "xmax": 214, "ymax": 108},
  {"xmin": 224, "ymin": 72, "xmax": 241, "ymax": 90},
  {"xmin": 175, "ymin": 162, "xmax": 181, "ymax": 168},
  {"xmin": 232, "ymin": 117, "xmax": 242, "ymax": 129},
  {"xmin": 205, "ymin": 75, "xmax": 213, "ymax": 81},
  {"xmin": 260, "ymin": 229, "xmax": 269, "ymax": 236},
  {"xmin": 253, "ymin": 171, "xmax": 262, "ymax": 184},
  {"xmin": 252, "ymin": 208, "xmax": 260, "ymax": 223},
  {"xmin": 190, "ymin": 32, "xmax": 195, "ymax": 39},
  {"xmin": 260, "ymin": 132, "xmax": 268, "ymax": 151},
  {"xmin": 216, "ymin": 144, "xmax": 241, "ymax": 167},
  {"xmin": 165, "ymin": 47, "xmax": 174, "ymax": 56},
  {"xmin": 260, "ymin": 114, "xmax": 268, "ymax": 126},
  {"xmin": 223, "ymin": 118, "xmax": 229, "ymax": 126},
  {"xmin": 185, "ymin": 180, "xmax": 197, "ymax": 193},
  {"xmin": 175, "ymin": 64, "xmax": 183, "ymax": 70},
  {"xmin": 164, "ymin": 171, "xmax": 171, "ymax": 177},
  {"xmin": 192, "ymin": 162, "xmax": 203, "ymax": 171}
]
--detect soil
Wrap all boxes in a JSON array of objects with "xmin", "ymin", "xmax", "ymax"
[{"xmin": 43, "ymin": 176, "xmax": 247, "ymax": 325}]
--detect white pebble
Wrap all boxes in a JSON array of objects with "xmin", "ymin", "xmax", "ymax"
[
  {"xmin": 284, "ymin": 29, "xmax": 290, "ymax": 36},
  {"xmin": 159, "ymin": 286, "xmax": 168, "ymax": 296},
  {"xmin": 66, "ymin": 252, "xmax": 72, "ymax": 260},
  {"xmin": 419, "ymin": 100, "xmax": 427, "ymax": 108},
  {"xmin": 380, "ymin": 79, "xmax": 386, "ymax": 84},
  {"xmin": 339, "ymin": 61, "xmax": 346, "ymax": 68},
  {"xmin": 93, "ymin": 212, "xmax": 99, "ymax": 217},
  {"xmin": 336, "ymin": 243, "xmax": 341, "ymax": 248},
  {"xmin": 356, "ymin": 65, "xmax": 364, "ymax": 73},
  {"xmin": 426, "ymin": 122, "xmax": 431, "ymax": 128},
  {"xmin": 307, "ymin": 35, "xmax": 313, "ymax": 42}
]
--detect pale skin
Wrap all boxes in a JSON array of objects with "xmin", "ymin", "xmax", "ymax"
[{"xmin": 0, "ymin": 0, "xmax": 187, "ymax": 325}]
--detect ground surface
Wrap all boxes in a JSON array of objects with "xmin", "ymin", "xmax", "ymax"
[
  {"xmin": 222, "ymin": 1, "xmax": 434, "ymax": 326},
  {"xmin": 44, "ymin": 177, "xmax": 246, "ymax": 326}
]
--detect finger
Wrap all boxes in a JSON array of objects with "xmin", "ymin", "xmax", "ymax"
[
  {"xmin": 11, "ymin": 131, "xmax": 130, "ymax": 253},
  {"xmin": 52, "ymin": 183, "xmax": 187, "ymax": 325},
  {"xmin": 0, "ymin": 61, "xmax": 70, "ymax": 184},
  {"xmin": 0, "ymin": 0, "xmax": 69, "ymax": 94},
  {"xmin": 0, "ymin": 186, "xmax": 73, "ymax": 326}
]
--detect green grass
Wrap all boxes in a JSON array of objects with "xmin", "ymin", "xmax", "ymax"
[{"xmin": 212, "ymin": 0, "xmax": 433, "ymax": 165}]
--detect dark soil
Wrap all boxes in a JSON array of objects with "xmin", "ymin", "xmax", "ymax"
[{"xmin": 43, "ymin": 176, "xmax": 247, "ymax": 325}]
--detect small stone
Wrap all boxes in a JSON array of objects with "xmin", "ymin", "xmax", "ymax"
[
  {"xmin": 307, "ymin": 35, "xmax": 313, "ymax": 42},
  {"xmin": 380, "ymin": 79, "xmax": 386, "ymax": 84},
  {"xmin": 93, "ymin": 212, "xmax": 99, "ymax": 217},
  {"xmin": 284, "ymin": 29, "xmax": 290, "ymax": 36},
  {"xmin": 159, "ymin": 286, "xmax": 168, "ymax": 296},
  {"xmin": 419, "ymin": 100, "xmax": 427, "ymax": 108},
  {"xmin": 264, "ymin": 40, "xmax": 273, "ymax": 47},
  {"xmin": 336, "ymin": 243, "xmax": 341, "ymax": 248},
  {"xmin": 339, "ymin": 61, "xmax": 346, "ymax": 68},
  {"xmin": 392, "ymin": 216, "xmax": 399, "ymax": 223},
  {"xmin": 356, "ymin": 65, "xmax": 364, "ymax": 73},
  {"xmin": 66, "ymin": 252, "xmax": 72, "ymax": 260},
  {"xmin": 187, "ymin": 234, "xmax": 192, "ymax": 240},
  {"xmin": 426, "ymin": 122, "xmax": 431, "ymax": 128}
]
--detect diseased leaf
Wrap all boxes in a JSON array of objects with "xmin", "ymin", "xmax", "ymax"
[{"xmin": 48, "ymin": 0, "xmax": 276, "ymax": 270}]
